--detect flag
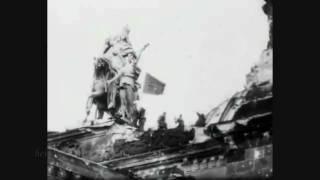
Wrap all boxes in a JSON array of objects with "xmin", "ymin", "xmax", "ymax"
[{"xmin": 143, "ymin": 73, "xmax": 165, "ymax": 95}]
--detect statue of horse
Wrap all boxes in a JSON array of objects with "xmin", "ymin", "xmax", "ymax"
[
  {"xmin": 85, "ymin": 26, "xmax": 148, "ymax": 125},
  {"xmin": 84, "ymin": 58, "xmax": 121, "ymax": 122}
]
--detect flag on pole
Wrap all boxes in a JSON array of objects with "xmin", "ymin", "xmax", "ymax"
[{"xmin": 143, "ymin": 73, "xmax": 165, "ymax": 95}]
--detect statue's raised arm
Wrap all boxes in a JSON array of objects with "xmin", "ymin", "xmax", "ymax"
[{"xmin": 136, "ymin": 43, "xmax": 150, "ymax": 64}]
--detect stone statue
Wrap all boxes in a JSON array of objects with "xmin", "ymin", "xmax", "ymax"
[
  {"xmin": 106, "ymin": 43, "xmax": 149, "ymax": 123},
  {"xmin": 84, "ymin": 26, "xmax": 149, "ymax": 125},
  {"xmin": 84, "ymin": 58, "xmax": 117, "ymax": 122}
]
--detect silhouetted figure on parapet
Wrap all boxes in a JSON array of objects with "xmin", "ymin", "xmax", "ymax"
[
  {"xmin": 194, "ymin": 112, "xmax": 206, "ymax": 127},
  {"xmin": 175, "ymin": 114, "xmax": 185, "ymax": 131},
  {"xmin": 133, "ymin": 107, "xmax": 146, "ymax": 131},
  {"xmin": 157, "ymin": 112, "xmax": 168, "ymax": 131}
]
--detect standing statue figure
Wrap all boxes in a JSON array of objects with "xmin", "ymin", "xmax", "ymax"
[
  {"xmin": 102, "ymin": 25, "xmax": 132, "ymax": 71},
  {"xmin": 107, "ymin": 43, "xmax": 150, "ymax": 123},
  {"xmin": 85, "ymin": 25, "xmax": 150, "ymax": 125},
  {"xmin": 103, "ymin": 25, "xmax": 131, "ymax": 54}
]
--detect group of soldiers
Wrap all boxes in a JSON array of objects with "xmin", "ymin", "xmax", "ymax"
[
  {"xmin": 157, "ymin": 113, "xmax": 184, "ymax": 131},
  {"xmin": 84, "ymin": 26, "xmax": 149, "ymax": 129},
  {"xmin": 157, "ymin": 112, "xmax": 207, "ymax": 131}
]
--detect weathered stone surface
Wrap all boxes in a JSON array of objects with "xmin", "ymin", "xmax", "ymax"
[{"xmin": 48, "ymin": 148, "xmax": 129, "ymax": 180}]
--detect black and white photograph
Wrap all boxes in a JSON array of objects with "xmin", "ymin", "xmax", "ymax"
[{"xmin": 47, "ymin": 0, "xmax": 273, "ymax": 179}]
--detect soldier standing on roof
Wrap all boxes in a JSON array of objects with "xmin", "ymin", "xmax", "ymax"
[
  {"xmin": 175, "ymin": 114, "xmax": 185, "ymax": 131},
  {"xmin": 158, "ymin": 112, "xmax": 168, "ymax": 131},
  {"xmin": 136, "ymin": 107, "xmax": 146, "ymax": 131},
  {"xmin": 195, "ymin": 112, "xmax": 206, "ymax": 127}
]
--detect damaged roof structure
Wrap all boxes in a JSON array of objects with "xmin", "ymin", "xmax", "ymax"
[{"xmin": 47, "ymin": 0, "xmax": 273, "ymax": 179}]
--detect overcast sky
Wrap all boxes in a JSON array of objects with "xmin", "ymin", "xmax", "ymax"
[{"xmin": 48, "ymin": 0, "xmax": 268, "ymax": 131}]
